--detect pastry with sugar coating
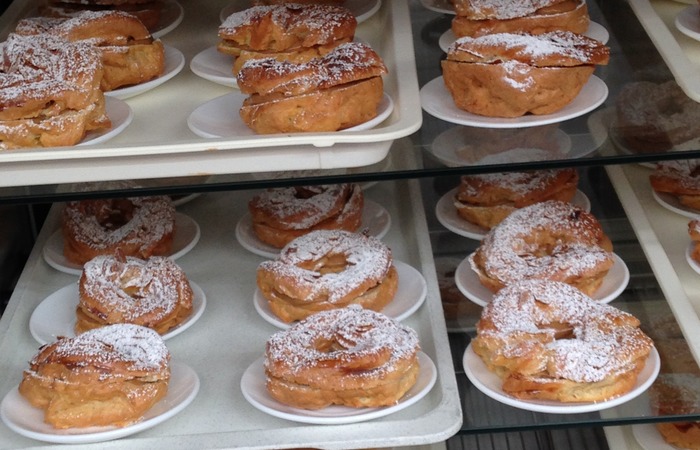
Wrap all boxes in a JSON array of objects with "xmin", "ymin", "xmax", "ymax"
[
  {"xmin": 14, "ymin": 10, "xmax": 165, "ymax": 91},
  {"xmin": 237, "ymin": 41, "xmax": 387, "ymax": 133},
  {"xmin": 18, "ymin": 324, "xmax": 171, "ymax": 428},
  {"xmin": 264, "ymin": 305, "xmax": 420, "ymax": 409},
  {"xmin": 441, "ymin": 30, "xmax": 609, "ymax": 117}
]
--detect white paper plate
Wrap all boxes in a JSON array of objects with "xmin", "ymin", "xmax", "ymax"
[
  {"xmin": 241, "ymin": 351, "xmax": 436, "ymax": 424},
  {"xmin": 29, "ymin": 281, "xmax": 206, "ymax": 345},
  {"xmin": 463, "ymin": 343, "xmax": 659, "ymax": 414},
  {"xmin": 151, "ymin": 0, "xmax": 184, "ymax": 39},
  {"xmin": 653, "ymin": 189, "xmax": 700, "ymax": 219},
  {"xmin": 219, "ymin": 0, "xmax": 381, "ymax": 23},
  {"xmin": 676, "ymin": 5, "xmax": 700, "ymax": 41},
  {"xmin": 253, "ymin": 260, "xmax": 427, "ymax": 328},
  {"xmin": 686, "ymin": 242, "xmax": 700, "ymax": 275},
  {"xmin": 106, "ymin": 45, "xmax": 185, "ymax": 100},
  {"xmin": 42, "ymin": 212, "xmax": 200, "ymax": 276},
  {"xmin": 420, "ymin": 75, "xmax": 608, "ymax": 129},
  {"xmin": 235, "ymin": 199, "xmax": 391, "ymax": 259},
  {"xmin": 78, "ymin": 97, "xmax": 133, "ymax": 146},
  {"xmin": 435, "ymin": 189, "xmax": 591, "ymax": 241},
  {"xmin": 438, "ymin": 21, "xmax": 610, "ymax": 53},
  {"xmin": 632, "ymin": 423, "xmax": 678, "ymax": 450},
  {"xmin": 190, "ymin": 46, "xmax": 238, "ymax": 88},
  {"xmin": 187, "ymin": 92, "xmax": 394, "ymax": 138},
  {"xmin": 429, "ymin": 127, "xmax": 575, "ymax": 167},
  {"xmin": 0, "ymin": 362, "xmax": 199, "ymax": 444},
  {"xmin": 454, "ymin": 252, "xmax": 630, "ymax": 307}
]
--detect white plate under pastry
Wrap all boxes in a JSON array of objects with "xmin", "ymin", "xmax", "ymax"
[
  {"xmin": 0, "ymin": 362, "xmax": 199, "ymax": 444},
  {"xmin": 42, "ymin": 212, "xmax": 200, "ymax": 276},
  {"xmin": 187, "ymin": 92, "xmax": 393, "ymax": 138},
  {"xmin": 454, "ymin": 252, "xmax": 630, "ymax": 307},
  {"xmin": 190, "ymin": 46, "xmax": 238, "ymax": 88},
  {"xmin": 235, "ymin": 199, "xmax": 391, "ymax": 259},
  {"xmin": 438, "ymin": 21, "xmax": 610, "ymax": 53},
  {"xmin": 219, "ymin": 0, "xmax": 381, "ymax": 23},
  {"xmin": 463, "ymin": 343, "xmax": 660, "ymax": 414},
  {"xmin": 29, "ymin": 281, "xmax": 206, "ymax": 345},
  {"xmin": 676, "ymin": 5, "xmax": 700, "ymax": 41},
  {"xmin": 78, "ymin": 97, "xmax": 133, "ymax": 146},
  {"xmin": 253, "ymin": 260, "xmax": 427, "ymax": 328},
  {"xmin": 420, "ymin": 75, "xmax": 608, "ymax": 129},
  {"xmin": 150, "ymin": 0, "xmax": 184, "ymax": 39},
  {"xmin": 240, "ymin": 351, "xmax": 436, "ymax": 424},
  {"xmin": 429, "ymin": 127, "xmax": 574, "ymax": 167},
  {"xmin": 652, "ymin": 189, "xmax": 700, "ymax": 219},
  {"xmin": 632, "ymin": 423, "xmax": 678, "ymax": 450},
  {"xmin": 106, "ymin": 45, "xmax": 185, "ymax": 99},
  {"xmin": 435, "ymin": 188, "xmax": 591, "ymax": 241}
]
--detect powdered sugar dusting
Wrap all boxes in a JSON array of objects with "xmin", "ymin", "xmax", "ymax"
[
  {"xmin": 220, "ymin": 3, "xmax": 354, "ymax": 45},
  {"xmin": 265, "ymin": 305, "xmax": 419, "ymax": 377},
  {"xmin": 478, "ymin": 279, "xmax": 651, "ymax": 382},
  {"xmin": 470, "ymin": 200, "xmax": 612, "ymax": 285},
  {"xmin": 62, "ymin": 196, "xmax": 175, "ymax": 251},
  {"xmin": 258, "ymin": 229, "xmax": 392, "ymax": 303},
  {"xmin": 81, "ymin": 255, "xmax": 190, "ymax": 323},
  {"xmin": 36, "ymin": 324, "xmax": 170, "ymax": 372}
]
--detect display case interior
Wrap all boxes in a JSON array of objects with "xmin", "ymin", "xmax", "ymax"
[{"xmin": 2, "ymin": 0, "xmax": 700, "ymax": 449}]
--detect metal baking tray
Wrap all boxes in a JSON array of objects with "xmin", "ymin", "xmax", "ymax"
[
  {"xmin": 0, "ymin": 177, "xmax": 462, "ymax": 449},
  {"xmin": 0, "ymin": 0, "xmax": 422, "ymax": 187}
]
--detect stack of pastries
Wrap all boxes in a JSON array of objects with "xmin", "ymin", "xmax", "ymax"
[
  {"xmin": 451, "ymin": 0, "xmax": 590, "ymax": 38},
  {"xmin": 13, "ymin": 10, "xmax": 165, "ymax": 91},
  {"xmin": 218, "ymin": 3, "xmax": 357, "ymax": 75},
  {"xmin": 18, "ymin": 324, "xmax": 171, "ymax": 428},
  {"xmin": 472, "ymin": 279, "xmax": 653, "ymax": 402},
  {"xmin": 0, "ymin": 33, "xmax": 110, "ymax": 149},
  {"xmin": 237, "ymin": 41, "xmax": 387, "ymax": 133},
  {"xmin": 442, "ymin": 30, "xmax": 609, "ymax": 117}
]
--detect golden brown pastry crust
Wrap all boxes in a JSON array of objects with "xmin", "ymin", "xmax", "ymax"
[
  {"xmin": 468, "ymin": 200, "xmax": 614, "ymax": 295},
  {"xmin": 257, "ymin": 230, "xmax": 398, "ymax": 322},
  {"xmin": 14, "ymin": 11, "xmax": 165, "ymax": 92},
  {"xmin": 473, "ymin": 279, "xmax": 654, "ymax": 402},
  {"xmin": 650, "ymin": 160, "xmax": 700, "ymax": 210},
  {"xmin": 249, "ymin": 184, "xmax": 364, "ymax": 248},
  {"xmin": 237, "ymin": 42, "xmax": 387, "ymax": 133},
  {"xmin": 451, "ymin": 0, "xmax": 589, "ymax": 38},
  {"xmin": 61, "ymin": 196, "xmax": 176, "ymax": 265},
  {"xmin": 38, "ymin": 1, "xmax": 164, "ymax": 30},
  {"xmin": 0, "ymin": 33, "xmax": 110, "ymax": 149},
  {"xmin": 218, "ymin": 4, "xmax": 356, "ymax": 57},
  {"xmin": 18, "ymin": 324, "xmax": 170, "ymax": 428},
  {"xmin": 441, "ymin": 31, "xmax": 609, "ymax": 117},
  {"xmin": 454, "ymin": 168, "xmax": 579, "ymax": 229},
  {"xmin": 264, "ymin": 305, "xmax": 420, "ymax": 409},
  {"xmin": 77, "ymin": 254, "xmax": 194, "ymax": 334}
]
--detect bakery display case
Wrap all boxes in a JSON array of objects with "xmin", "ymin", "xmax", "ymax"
[{"xmin": 2, "ymin": 0, "xmax": 700, "ymax": 449}]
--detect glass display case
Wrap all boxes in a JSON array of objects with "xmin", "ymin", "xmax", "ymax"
[{"xmin": 1, "ymin": 0, "xmax": 700, "ymax": 448}]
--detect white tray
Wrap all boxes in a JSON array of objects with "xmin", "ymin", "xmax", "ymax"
[
  {"xmin": 0, "ymin": 0, "xmax": 422, "ymax": 188},
  {"xmin": 626, "ymin": 0, "xmax": 700, "ymax": 102},
  {"xmin": 606, "ymin": 164, "xmax": 700, "ymax": 368},
  {"xmin": 0, "ymin": 178, "xmax": 462, "ymax": 449}
]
